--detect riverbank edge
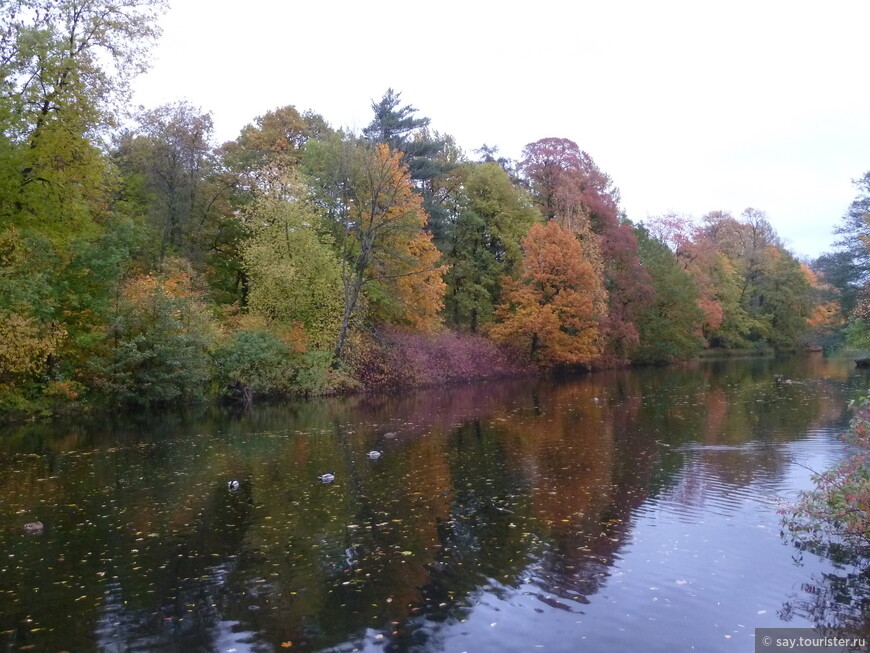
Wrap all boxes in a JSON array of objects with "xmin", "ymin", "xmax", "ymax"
[
  {"xmin": 783, "ymin": 392, "xmax": 870, "ymax": 562},
  {"xmin": 0, "ymin": 331, "xmax": 822, "ymax": 426}
]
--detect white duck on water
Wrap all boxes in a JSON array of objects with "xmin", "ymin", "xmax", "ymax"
[
  {"xmin": 366, "ymin": 450, "xmax": 382, "ymax": 460},
  {"xmin": 317, "ymin": 472, "xmax": 335, "ymax": 484}
]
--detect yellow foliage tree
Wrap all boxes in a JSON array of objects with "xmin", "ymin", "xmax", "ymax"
[
  {"xmin": 241, "ymin": 185, "xmax": 343, "ymax": 351},
  {"xmin": 384, "ymin": 231, "xmax": 447, "ymax": 331},
  {"xmin": 0, "ymin": 312, "xmax": 65, "ymax": 380}
]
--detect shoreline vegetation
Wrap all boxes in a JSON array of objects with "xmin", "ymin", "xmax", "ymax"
[
  {"xmin": 784, "ymin": 393, "xmax": 870, "ymax": 565},
  {"xmin": 2, "ymin": 1, "xmax": 866, "ymax": 425},
  {"xmin": 0, "ymin": 341, "xmax": 830, "ymax": 425}
]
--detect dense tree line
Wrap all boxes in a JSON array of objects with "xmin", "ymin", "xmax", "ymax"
[{"xmin": 0, "ymin": 0, "xmax": 843, "ymax": 417}]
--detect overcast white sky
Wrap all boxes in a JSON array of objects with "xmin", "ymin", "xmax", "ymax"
[{"xmin": 132, "ymin": 0, "xmax": 870, "ymax": 259}]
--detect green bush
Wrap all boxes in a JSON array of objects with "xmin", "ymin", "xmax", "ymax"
[
  {"xmin": 90, "ymin": 270, "xmax": 215, "ymax": 407},
  {"xmin": 214, "ymin": 330, "xmax": 296, "ymax": 402},
  {"xmin": 292, "ymin": 350, "xmax": 359, "ymax": 396},
  {"xmin": 845, "ymin": 319, "xmax": 870, "ymax": 351}
]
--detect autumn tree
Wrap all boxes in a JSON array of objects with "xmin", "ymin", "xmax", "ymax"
[
  {"xmin": 363, "ymin": 89, "xmax": 455, "ymax": 246},
  {"xmin": 241, "ymin": 179, "xmax": 343, "ymax": 351},
  {"xmin": 519, "ymin": 137, "xmax": 597, "ymax": 232},
  {"xmin": 0, "ymin": 0, "xmax": 165, "ymax": 409},
  {"xmin": 362, "ymin": 88, "xmax": 451, "ymax": 185},
  {"xmin": 646, "ymin": 212, "xmax": 737, "ymax": 342},
  {"xmin": 0, "ymin": 229, "xmax": 67, "ymax": 408},
  {"xmin": 699, "ymin": 209, "xmax": 786, "ymax": 346},
  {"xmin": 649, "ymin": 210, "xmax": 815, "ymax": 350},
  {"xmin": 304, "ymin": 138, "xmax": 446, "ymax": 360},
  {"xmin": 519, "ymin": 138, "xmax": 651, "ymax": 361},
  {"xmin": 707, "ymin": 209, "xmax": 780, "ymax": 303},
  {"xmin": 91, "ymin": 260, "xmax": 216, "ymax": 406},
  {"xmin": 219, "ymin": 104, "xmax": 331, "ymax": 199},
  {"xmin": 802, "ymin": 264, "xmax": 843, "ymax": 348},
  {"xmin": 489, "ymin": 221, "xmax": 605, "ymax": 366}
]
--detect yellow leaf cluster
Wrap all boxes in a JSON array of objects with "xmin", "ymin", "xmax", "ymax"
[
  {"xmin": 0, "ymin": 312, "xmax": 66, "ymax": 377},
  {"xmin": 390, "ymin": 232, "xmax": 448, "ymax": 332}
]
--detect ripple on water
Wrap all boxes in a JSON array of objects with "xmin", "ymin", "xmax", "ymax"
[{"xmin": 600, "ymin": 429, "xmax": 853, "ymax": 641}]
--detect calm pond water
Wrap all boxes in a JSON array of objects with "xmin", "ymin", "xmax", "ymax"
[{"xmin": 1, "ymin": 355, "xmax": 868, "ymax": 652}]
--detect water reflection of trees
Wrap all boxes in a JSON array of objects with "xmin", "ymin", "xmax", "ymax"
[
  {"xmin": 0, "ymin": 356, "xmax": 859, "ymax": 651},
  {"xmin": 779, "ymin": 547, "xmax": 870, "ymax": 640}
]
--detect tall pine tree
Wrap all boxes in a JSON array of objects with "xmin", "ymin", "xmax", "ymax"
[{"xmin": 363, "ymin": 89, "xmax": 455, "ymax": 248}]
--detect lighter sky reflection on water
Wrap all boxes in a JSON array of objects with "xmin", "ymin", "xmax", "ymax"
[{"xmin": 381, "ymin": 431, "xmax": 852, "ymax": 653}]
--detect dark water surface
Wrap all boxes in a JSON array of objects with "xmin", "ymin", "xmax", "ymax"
[{"xmin": 1, "ymin": 355, "xmax": 868, "ymax": 652}]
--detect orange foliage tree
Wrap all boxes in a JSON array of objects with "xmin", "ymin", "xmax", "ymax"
[
  {"xmin": 382, "ymin": 231, "xmax": 446, "ymax": 331},
  {"xmin": 323, "ymin": 142, "xmax": 446, "ymax": 360},
  {"xmin": 489, "ymin": 221, "xmax": 604, "ymax": 366},
  {"xmin": 802, "ymin": 263, "xmax": 842, "ymax": 336}
]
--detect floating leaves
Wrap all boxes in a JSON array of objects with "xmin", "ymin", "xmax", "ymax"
[{"xmin": 0, "ymin": 359, "xmax": 852, "ymax": 652}]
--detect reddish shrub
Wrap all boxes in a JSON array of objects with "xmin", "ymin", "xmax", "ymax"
[{"xmin": 348, "ymin": 328, "xmax": 536, "ymax": 391}]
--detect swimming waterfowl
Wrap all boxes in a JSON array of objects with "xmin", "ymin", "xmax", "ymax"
[
  {"xmin": 23, "ymin": 521, "xmax": 44, "ymax": 534},
  {"xmin": 366, "ymin": 450, "xmax": 382, "ymax": 460},
  {"xmin": 317, "ymin": 472, "xmax": 335, "ymax": 484},
  {"xmin": 228, "ymin": 479, "xmax": 240, "ymax": 491}
]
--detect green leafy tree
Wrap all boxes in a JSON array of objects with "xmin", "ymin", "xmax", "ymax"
[
  {"xmin": 0, "ymin": 0, "xmax": 164, "ymax": 410},
  {"xmin": 700, "ymin": 208, "xmax": 816, "ymax": 349},
  {"xmin": 1, "ymin": 0, "xmax": 166, "ymax": 241},
  {"xmin": 758, "ymin": 249, "xmax": 814, "ymax": 350},
  {"xmin": 214, "ymin": 330, "xmax": 296, "ymax": 404},
  {"xmin": 92, "ymin": 261, "xmax": 216, "ymax": 407},
  {"xmin": 212, "ymin": 105, "xmax": 333, "ymax": 305},
  {"xmin": 219, "ymin": 104, "xmax": 332, "ymax": 198},
  {"xmin": 633, "ymin": 226, "xmax": 704, "ymax": 363},
  {"xmin": 114, "ymin": 102, "xmax": 234, "ymax": 263},
  {"xmin": 815, "ymin": 172, "xmax": 870, "ymax": 319},
  {"xmin": 651, "ymin": 210, "xmax": 813, "ymax": 351},
  {"xmin": 443, "ymin": 162, "xmax": 540, "ymax": 331},
  {"xmin": 0, "ymin": 229, "xmax": 67, "ymax": 409}
]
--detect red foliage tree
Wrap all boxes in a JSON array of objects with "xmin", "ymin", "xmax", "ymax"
[
  {"xmin": 647, "ymin": 213, "xmax": 727, "ymax": 335},
  {"xmin": 519, "ymin": 138, "xmax": 652, "ymax": 362}
]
